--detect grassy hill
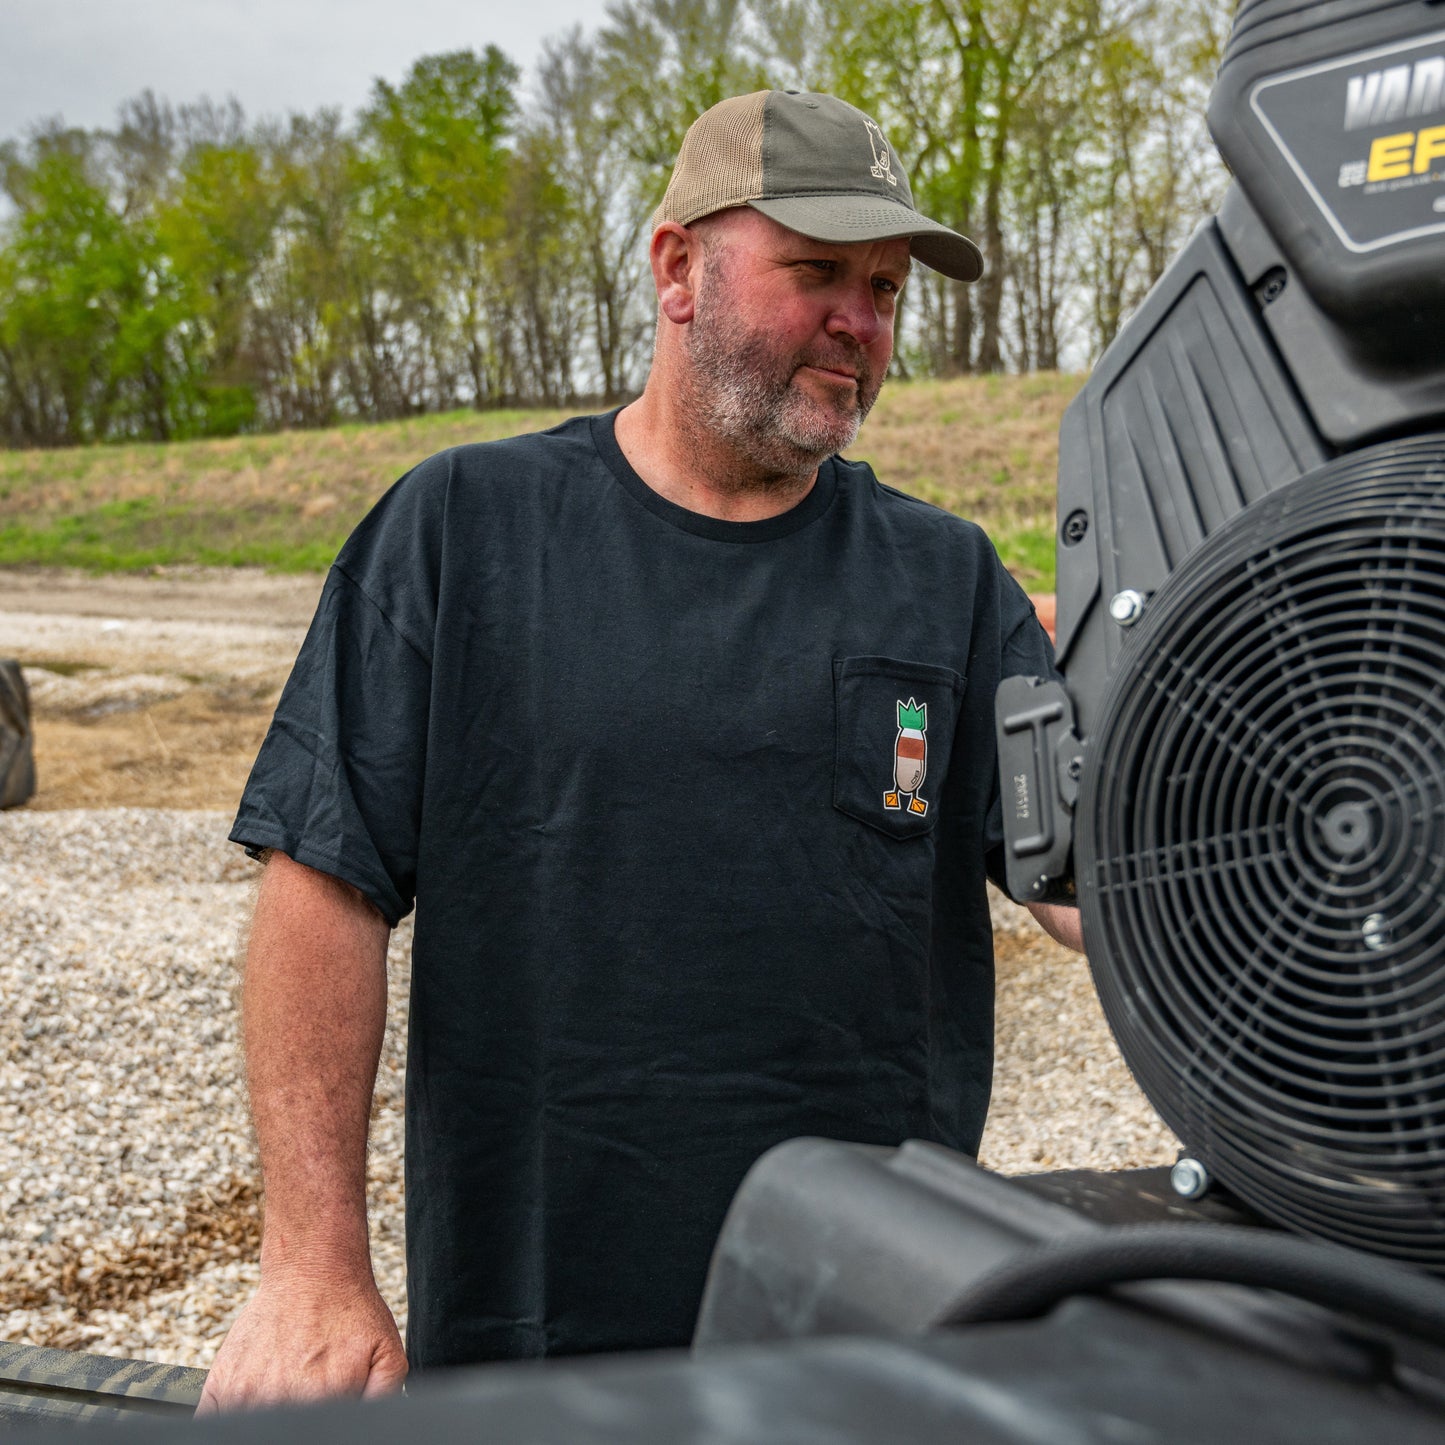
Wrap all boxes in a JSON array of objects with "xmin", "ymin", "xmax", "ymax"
[{"xmin": 0, "ymin": 373, "xmax": 1081, "ymax": 590}]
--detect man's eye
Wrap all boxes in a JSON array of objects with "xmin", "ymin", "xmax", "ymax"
[{"xmin": 803, "ymin": 259, "xmax": 836, "ymax": 273}]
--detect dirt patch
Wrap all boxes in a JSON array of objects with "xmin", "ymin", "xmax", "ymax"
[
  {"xmin": 2, "ymin": 569, "xmax": 315, "ymax": 811},
  {"xmin": 0, "ymin": 567, "xmax": 323, "ymax": 627},
  {"xmin": 27, "ymin": 693, "xmax": 280, "ymax": 811},
  {"xmin": 0, "ymin": 1178, "xmax": 261, "ymax": 1345}
]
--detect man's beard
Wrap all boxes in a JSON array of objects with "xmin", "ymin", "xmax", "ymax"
[{"xmin": 682, "ymin": 269, "xmax": 883, "ymax": 481}]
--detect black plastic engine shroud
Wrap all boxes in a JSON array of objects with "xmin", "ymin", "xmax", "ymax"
[{"xmin": 1080, "ymin": 436, "xmax": 1445, "ymax": 1268}]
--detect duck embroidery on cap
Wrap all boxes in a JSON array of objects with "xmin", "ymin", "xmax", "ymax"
[{"xmin": 864, "ymin": 118, "xmax": 898, "ymax": 187}]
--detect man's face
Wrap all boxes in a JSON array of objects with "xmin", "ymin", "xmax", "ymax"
[{"xmin": 681, "ymin": 209, "xmax": 911, "ymax": 478}]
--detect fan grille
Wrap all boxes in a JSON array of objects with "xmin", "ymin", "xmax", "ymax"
[{"xmin": 1079, "ymin": 437, "xmax": 1445, "ymax": 1266}]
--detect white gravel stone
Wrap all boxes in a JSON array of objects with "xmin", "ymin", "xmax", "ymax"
[{"xmin": 0, "ymin": 808, "xmax": 1173, "ymax": 1370}]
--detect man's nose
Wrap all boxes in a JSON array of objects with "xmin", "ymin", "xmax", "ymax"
[{"xmin": 825, "ymin": 283, "xmax": 886, "ymax": 346}]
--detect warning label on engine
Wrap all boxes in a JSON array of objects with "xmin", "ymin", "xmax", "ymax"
[{"xmin": 1251, "ymin": 30, "xmax": 1445, "ymax": 253}]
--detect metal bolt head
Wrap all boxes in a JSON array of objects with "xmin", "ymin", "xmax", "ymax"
[
  {"xmin": 1254, "ymin": 267, "xmax": 1288, "ymax": 306},
  {"xmin": 1363, "ymin": 913, "xmax": 1389, "ymax": 952},
  {"xmin": 1170, "ymin": 1157, "xmax": 1211, "ymax": 1200},
  {"xmin": 1109, "ymin": 589, "xmax": 1147, "ymax": 626}
]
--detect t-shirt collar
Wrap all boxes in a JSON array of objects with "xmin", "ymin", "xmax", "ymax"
[{"xmin": 590, "ymin": 410, "xmax": 839, "ymax": 543}]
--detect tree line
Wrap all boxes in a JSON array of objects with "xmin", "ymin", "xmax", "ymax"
[{"xmin": 0, "ymin": 0, "xmax": 1230, "ymax": 449}]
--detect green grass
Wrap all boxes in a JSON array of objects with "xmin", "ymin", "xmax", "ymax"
[
  {"xmin": 0, "ymin": 497, "xmax": 349, "ymax": 572},
  {"xmin": 0, "ymin": 378, "xmax": 1083, "ymax": 589},
  {"xmin": 991, "ymin": 521, "xmax": 1058, "ymax": 590}
]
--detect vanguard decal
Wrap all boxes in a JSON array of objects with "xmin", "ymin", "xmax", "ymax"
[{"xmin": 1251, "ymin": 30, "xmax": 1445, "ymax": 252}]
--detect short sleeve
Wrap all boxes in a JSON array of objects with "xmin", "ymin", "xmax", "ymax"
[{"xmin": 229, "ymin": 567, "xmax": 431, "ymax": 926}]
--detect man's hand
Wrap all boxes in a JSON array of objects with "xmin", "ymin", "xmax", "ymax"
[{"xmin": 196, "ymin": 1269, "xmax": 406, "ymax": 1414}]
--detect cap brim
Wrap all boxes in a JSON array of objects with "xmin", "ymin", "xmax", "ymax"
[{"xmin": 749, "ymin": 193, "xmax": 983, "ymax": 283}]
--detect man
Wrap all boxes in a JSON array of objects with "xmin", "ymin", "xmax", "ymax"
[{"xmin": 199, "ymin": 90, "xmax": 1080, "ymax": 1413}]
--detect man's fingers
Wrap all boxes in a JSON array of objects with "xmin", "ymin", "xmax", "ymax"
[
  {"xmin": 196, "ymin": 1357, "xmax": 384, "ymax": 1416},
  {"xmin": 361, "ymin": 1352, "xmax": 409, "ymax": 1399}
]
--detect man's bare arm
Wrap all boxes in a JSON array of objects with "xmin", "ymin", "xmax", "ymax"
[
  {"xmin": 1026, "ymin": 900, "xmax": 1084, "ymax": 953},
  {"xmin": 196, "ymin": 852, "xmax": 407, "ymax": 1414}
]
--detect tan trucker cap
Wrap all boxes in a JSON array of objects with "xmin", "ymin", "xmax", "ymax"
[{"xmin": 652, "ymin": 90, "xmax": 983, "ymax": 283}]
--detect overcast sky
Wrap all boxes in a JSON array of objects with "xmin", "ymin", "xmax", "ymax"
[{"xmin": 3, "ymin": 0, "xmax": 615, "ymax": 142}]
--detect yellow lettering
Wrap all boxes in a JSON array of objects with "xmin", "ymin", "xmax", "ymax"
[
  {"xmin": 1414, "ymin": 124, "xmax": 1445, "ymax": 173},
  {"xmin": 1368, "ymin": 131, "xmax": 1415, "ymax": 181}
]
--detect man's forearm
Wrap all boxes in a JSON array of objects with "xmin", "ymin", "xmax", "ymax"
[
  {"xmin": 1025, "ymin": 900, "xmax": 1084, "ymax": 953},
  {"xmin": 243, "ymin": 851, "xmax": 390, "ymax": 1276},
  {"xmin": 199, "ymin": 851, "xmax": 405, "ymax": 1414}
]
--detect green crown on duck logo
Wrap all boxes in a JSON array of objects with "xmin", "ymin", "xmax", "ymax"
[{"xmin": 897, "ymin": 700, "xmax": 927, "ymax": 731}]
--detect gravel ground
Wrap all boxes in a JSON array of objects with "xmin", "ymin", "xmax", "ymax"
[
  {"xmin": 980, "ymin": 896, "xmax": 1179, "ymax": 1175},
  {"xmin": 0, "ymin": 806, "xmax": 1176, "ymax": 1369},
  {"xmin": 0, "ymin": 809, "xmax": 410, "ymax": 1366}
]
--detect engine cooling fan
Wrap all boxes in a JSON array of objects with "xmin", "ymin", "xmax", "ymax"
[{"xmin": 1078, "ymin": 435, "xmax": 1445, "ymax": 1267}]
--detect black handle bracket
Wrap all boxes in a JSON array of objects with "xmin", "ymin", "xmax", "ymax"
[{"xmin": 994, "ymin": 675, "xmax": 1080, "ymax": 902}]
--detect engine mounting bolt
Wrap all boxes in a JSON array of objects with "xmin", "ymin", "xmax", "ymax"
[
  {"xmin": 1363, "ymin": 913, "xmax": 1389, "ymax": 952},
  {"xmin": 1170, "ymin": 1157, "xmax": 1211, "ymax": 1200},
  {"xmin": 1109, "ymin": 589, "xmax": 1147, "ymax": 626}
]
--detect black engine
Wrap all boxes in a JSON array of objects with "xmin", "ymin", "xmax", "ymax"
[{"xmin": 996, "ymin": 0, "xmax": 1445, "ymax": 1266}]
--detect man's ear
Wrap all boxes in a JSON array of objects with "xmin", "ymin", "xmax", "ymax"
[{"xmin": 651, "ymin": 222, "xmax": 703, "ymax": 325}]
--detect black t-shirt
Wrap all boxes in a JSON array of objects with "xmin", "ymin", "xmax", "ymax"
[{"xmin": 231, "ymin": 411, "xmax": 1058, "ymax": 1368}]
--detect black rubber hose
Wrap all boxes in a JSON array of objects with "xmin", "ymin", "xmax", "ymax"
[{"xmin": 936, "ymin": 1224, "xmax": 1445, "ymax": 1347}]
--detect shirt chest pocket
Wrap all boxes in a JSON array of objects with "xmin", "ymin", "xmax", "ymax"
[{"xmin": 833, "ymin": 656, "xmax": 965, "ymax": 840}]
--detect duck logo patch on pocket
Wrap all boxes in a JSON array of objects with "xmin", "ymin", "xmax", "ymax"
[
  {"xmin": 883, "ymin": 698, "xmax": 929, "ymax": 817},
  {"xmin": 834, "ymin": 656, "xmax": 963, "ymax": 840}
]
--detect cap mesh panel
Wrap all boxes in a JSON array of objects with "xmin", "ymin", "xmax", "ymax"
[{"xmin": 652, "ymin": 91, "xmax": 767, "ymax": 228}]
